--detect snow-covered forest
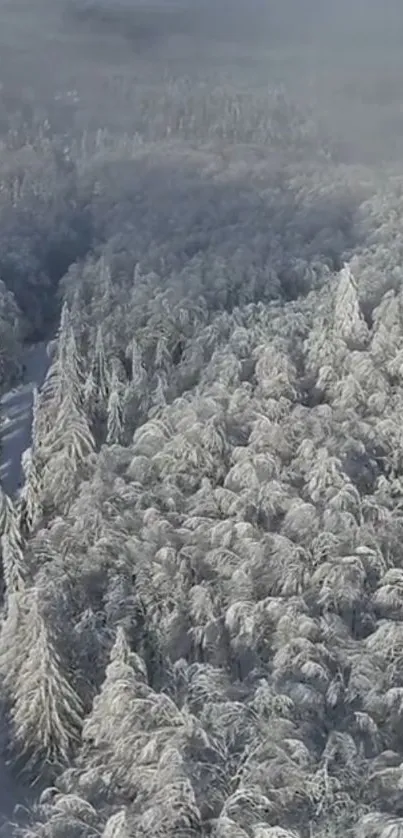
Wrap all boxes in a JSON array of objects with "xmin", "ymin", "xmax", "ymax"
[{"xmin": 2, "ymin": 1, "xmax": 403, "ymax": 837}]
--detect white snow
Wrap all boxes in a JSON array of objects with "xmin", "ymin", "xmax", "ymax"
[{"xmin": 0, "ymin": 342, "xmax": 49, "ymax": 497}]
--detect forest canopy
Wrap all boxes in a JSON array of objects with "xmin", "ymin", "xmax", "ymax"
[{"xmin": 1, "ymin": 1, "xmax": 403, "ymax": 837}]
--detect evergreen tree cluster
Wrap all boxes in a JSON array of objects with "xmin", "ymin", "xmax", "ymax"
[{"xmin": 2, "ymin": 15, "xmax": 403, "ymax": 838}]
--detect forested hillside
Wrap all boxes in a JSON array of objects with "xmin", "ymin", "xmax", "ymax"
[{"xmin": 2, "ymin": 1, "xmax": 403, "ymax": 837}]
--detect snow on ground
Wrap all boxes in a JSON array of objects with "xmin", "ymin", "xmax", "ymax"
[{"xmin": 0, "ymin": 342, "xmax": 49, "ymax": 498}]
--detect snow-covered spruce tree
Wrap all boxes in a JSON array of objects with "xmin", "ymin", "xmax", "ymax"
[
  {"xmin": 9, "ymin": 588, "xmax": 83, "ymax": 776},
  {"xmin": 0, "ymin": 485, "xmax": 18, "ymax": 537},
  {"xmin": 18, "ymin": 446, "xmax": 43, "ymax": 536},
  {"xmin": 31, "ymin": 384, "xmax": 45, "ymax": 456},
  {"xmin": 39, "ymin": 388, "xmax": 95, "ymax": 513},
  {"xmin": 0, "ymin": 489, "xmax": 27, "ymax": 595},
  {"xmin": 93, "ymin": 324, "xmax": 110, "ymax": 407},
  {"xmin": 42, "ymin": 387, "xmax": 95, "ymax": 472},
  {"xmin": 0, "ymin": 589, "xmax": 29, "ymax": 694},
  {"xmin": 334, "ymin": 263, "xmax": 369, "ymax": 351},
  {"xmin": 33, "ymin": 304, "xmax": 94, "ymax": 514},
  {"xmin": 1, "ymin": 531, "xmax": 26, "ymax": 596},
  {"xmin": 106, "ymin": 361, "xmax": 124, "ymax": 445},
  {"xmin": 78, "ymin": 624, "xmax": 203, "ymax": 835},
  {"xmin": 42, "ymin": 303, "xmax": 83, "ymax": 414},
  {"xmin": 79, "ymin": 624, "xmax": 149, "ymax": 796}
]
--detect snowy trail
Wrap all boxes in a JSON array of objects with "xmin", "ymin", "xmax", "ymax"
[{"xmin": 0, "ymin": 342, "xmax": 49, "ymax": 497}]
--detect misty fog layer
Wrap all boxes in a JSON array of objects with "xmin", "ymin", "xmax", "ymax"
[
  {"xmin": 3, "ymin": 0, "xmax": 403, "ymax": 162},
  {"xmin": 2, "ymin": 2, "xmax": 403, "ymax": 838}
]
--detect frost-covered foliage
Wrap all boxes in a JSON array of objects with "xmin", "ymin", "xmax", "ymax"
[{"xmin": 3, "ymin": 2, "xmax": 403, "ymax": 837}]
